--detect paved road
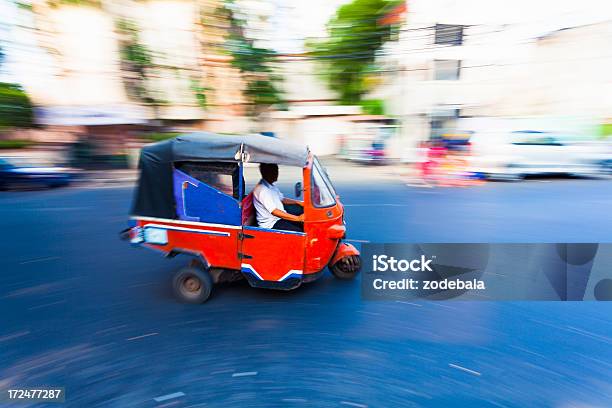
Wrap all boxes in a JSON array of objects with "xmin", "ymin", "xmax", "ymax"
[{"xmin": 1, "ymin": 179, "xmax": 612, "ymax": 407}]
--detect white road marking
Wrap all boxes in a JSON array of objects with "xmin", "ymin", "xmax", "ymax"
[
  {"xmin": 28, "ymin": 300, "xmax": 66, "ymax": 310},
  {"xmin": 153, "ymin": 392, "xmax": 185, "ymax": 402},
  {"xmin": 340, "ymin": 401, "xmax": 368, "ymax": 408},
  {"xmin": 0, "ymin": 330, "xmax": 30, "ymax": 342},
  {"xmin": 19, "ymin": 256, "xmax": 60, "ymax": 265},
  {"xmin": 126, "ymin": 332, "xmax": 158, "ymax": 341},
  {"xmin": 232, "ymin": 371, "xmax": 258, "ymax": 377},
  {"xmin": 449, "ymin": 363, "xmax": 482, "ymax": 376},
  {"xmin": 565, "ymin": 326, "xmax": 612, "ymax": 345},
  {"xmin": 395, "ymin": 301, "xmax": 422, "ymax": 307}
]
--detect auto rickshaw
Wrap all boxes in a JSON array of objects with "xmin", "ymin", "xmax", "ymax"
[{"xmin": 123, "ymin": 132, "xmax": 361, "ymax": 303}]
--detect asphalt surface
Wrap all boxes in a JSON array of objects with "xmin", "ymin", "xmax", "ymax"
[{"xmin": 1, "ymin": 178, "xmax": 612, "ymax": 407}]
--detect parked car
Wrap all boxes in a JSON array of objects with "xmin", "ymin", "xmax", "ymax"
[
  {"xmin": 0, "ymin": 157, "xmax": 74, "ymax": 190},
  {"xmin": 468, "ymin": 131, "xmax": 608, "ymax": 180}
]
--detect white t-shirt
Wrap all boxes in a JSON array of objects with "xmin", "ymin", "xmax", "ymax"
[{"xmin": 252, "ymin": 179, "xmax": 284, "ymax": 229}]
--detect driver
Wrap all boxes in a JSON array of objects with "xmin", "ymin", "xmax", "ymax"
[{"xmin": 253, "ymin": 163, "xmax": 304, "ymax": 232}]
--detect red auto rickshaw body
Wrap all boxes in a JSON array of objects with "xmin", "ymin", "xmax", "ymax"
[{"xmin": 126, "ymin": 133, "xmax": 360, "ymax": 297}]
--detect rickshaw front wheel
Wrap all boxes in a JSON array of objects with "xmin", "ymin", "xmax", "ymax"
[
  {"xmin": 173, "ymin": 266, "xmax": 213, "ymax": 304},
  {"xmin": 330, "ymin": 255, "xmax": 361, "ymax": 280}
]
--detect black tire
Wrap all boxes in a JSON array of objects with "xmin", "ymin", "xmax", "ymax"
[
  {"xmin": 330, "ymin": 255, "xmax": 361, "ymax": 280},
  {"xmin": 172, "ymin": 266, "xmax": 213, "ymax": 304}
]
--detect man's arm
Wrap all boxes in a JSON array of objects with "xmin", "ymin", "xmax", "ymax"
[
  {"xmin": 272, "ymin": 209, "xmax": 303, "ymax": 222},
  {"xmin": 257, "ymin": 188, "xmax": 303, "ymax": 222},
  {"xmin": 282, "ymin": 197, "xmax": 303, "ymax": 206}
]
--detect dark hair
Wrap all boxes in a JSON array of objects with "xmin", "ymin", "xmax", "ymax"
[
  {"xmin": 259, "ymin": 163, "xmax": 278, "ymax": 183},
  {"xmin": 259, "ymin": 163, "xmax": 278, "ymax": 174}
]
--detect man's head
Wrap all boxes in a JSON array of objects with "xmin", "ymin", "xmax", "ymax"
[{"xmin": 259, "ymin": 163, "xmax": 279, "ymax": 183}]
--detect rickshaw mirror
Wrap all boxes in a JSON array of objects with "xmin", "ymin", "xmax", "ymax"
[{"xmin": 294, "ymin": 181, "xmax": 302, "ymax": 198}]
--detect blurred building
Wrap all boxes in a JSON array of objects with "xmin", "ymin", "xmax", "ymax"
[
  {"xmin": 2, "ymin": 0, "xmax": 257, "ymax": 146},
  {"xmin": 197, "ymin": 0, "xmax": 250, "ymax": 133},
  {"xmin": 375, "ymin": 0, "xmax": 612, "ymax": 158},
  {"xmin": 1, "ymin": 0, "xmax": 369, "ymax": 155},
  {"xmin": 266, "ymin": 56, "xmax": 401, "ymax": 156}
]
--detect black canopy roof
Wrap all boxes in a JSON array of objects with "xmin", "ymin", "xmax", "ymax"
[
  {"xmin": 131, "ymin": 132, "xmax": 308, "ymax": 218},
  {"xmin": 144, "ymin": 132, "xmax": 308, "ymax": 167}
]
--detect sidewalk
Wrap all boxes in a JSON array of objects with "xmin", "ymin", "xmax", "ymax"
[
  {"xmin": 321, "ymin": 157, "xmax": 408, "ymax": 183},
  {"xmin": 74, "ymin": 158, "xmax": 409, "ymax": 187}
]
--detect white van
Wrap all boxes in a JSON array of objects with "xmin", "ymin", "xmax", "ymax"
[{"xmin": 469, "ymin": 130, "xmax": 607, "ymax": 180}]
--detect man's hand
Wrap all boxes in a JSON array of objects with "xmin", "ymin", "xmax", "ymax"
[
  {"xmin": 272, "ymin": 209, "xmax": 304, "ymax": 223},
  {"xmin": 282, "ymin": 197, "xmax": 303, "ymax": 207}
]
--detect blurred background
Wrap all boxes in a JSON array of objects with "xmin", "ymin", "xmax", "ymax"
[{"xmin": 0, "ymin": 0, "xmax": 610, "ymax": 182}]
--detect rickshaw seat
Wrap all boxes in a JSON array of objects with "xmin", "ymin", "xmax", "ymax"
[{"xmin": 242, "ymin": 191, "xmax": 257, "ymax": 226}]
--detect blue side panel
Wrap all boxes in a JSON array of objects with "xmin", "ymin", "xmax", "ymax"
[
  {"xmin": 238, "ymin": 163, "xmax": 244, "ymax": 200},
  {"xmin": 173, "ymin": 169, "xmax": 241, "ymax": 225},
  {"xmin": 173, "ymin": 170, "xmax": 199, "ymax": 222}
]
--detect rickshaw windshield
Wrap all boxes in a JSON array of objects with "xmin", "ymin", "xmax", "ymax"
[{"xmin": 311, "ymin": 156, "xmax": 336, "ymax": 207}]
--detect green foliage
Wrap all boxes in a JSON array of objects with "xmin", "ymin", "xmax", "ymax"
[
  {"xmin": 116, "ymin": 18, "xmax": 157, "ymax": 104},
  {"xmin": 47, "ymin": 0, "xmax": 101, "ymax": 8},
  {"xmin": 228, "ymin": 39, "xmax": 274, "ymax": 74},
  {"xmin": 599, "ymin": 123, "xmax": 612, "ymax": 139},
  {"xmin": 0, "ymin": 82, "xmax": 34, "ymax": 129},
  {"xmin": 142, "ymin": 132, "xmax": 182, "ymax": 142},
  {"xmin": 121, "ymin": 43, "xmax": 153, "ymax": 72},
  {"xmin": 0, "ymin": 139, "xmax": 34, "ymax": 149},
  {"xmin": 222, "ymin": 1, "xmax": 284, "ymax": 117},
  {"xmin": 244, "ymin": 77, "xmax": 282, "ymax": 107},
  {"xmin": 16, "ymin": 2, "xmax": 33, "ymax": 11},
  {"xmin": 360, "ymin": 99, "xmax": 386, "ymax": 115},
  {"xmin": 309, "ymin": 0, "xmax": 401, "ymax": 105},
  {"xmin": 117, "ymin": 19, "xmax": 153, "ymax": 71},
  {"xmin": 190, "ymin": 79, "xmax": 208, "ymax": 110}
]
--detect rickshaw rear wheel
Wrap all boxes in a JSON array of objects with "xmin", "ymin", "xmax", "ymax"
[
  {"xmin": 330, "ymin": 255, "xmax": 361, "ymax": 280},
  {"xmin": 173, "ymin": 266, "xmax": 213, "ymax": 304}
]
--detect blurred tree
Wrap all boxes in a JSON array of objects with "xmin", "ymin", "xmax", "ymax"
[
  {"xmin": 360, "ymin": 98, "xmax": 386, "ymax": 115},
  {"xmin": 46, "ymin": 0, "xmax": 101, "ymax": 8},
  {"xmin": 309, "ymin": 0, "xmax": 402, "ymax": 105},
  {"xmin": 16, "ymin": 2, "xmax": 34, "ymax": 11},
  {"xmin": 196, "ymin": 0, "xmax": 234, "ymax": 110},
  {"xmin": 190, "ymin": 77, "xmax": 208, "ymax": 110},
  {"xmin": 220, "ymin": 0, "xmax": 284, "ymax": 119},
  {"xmin": 116, "ymin": 18, "xmax": 164, "ymax": 110},
  {"xmin": 0, "ymin": 83, "xmax": 34, "ymax": 129},
  {"xmin": 0, "ymin": 44, "xmax": 34, "ymax": 129}
]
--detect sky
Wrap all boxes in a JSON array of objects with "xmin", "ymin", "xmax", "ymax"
[{"xmin": 245, "ymin": 0, "xmax": 352, "ymax": 53}]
